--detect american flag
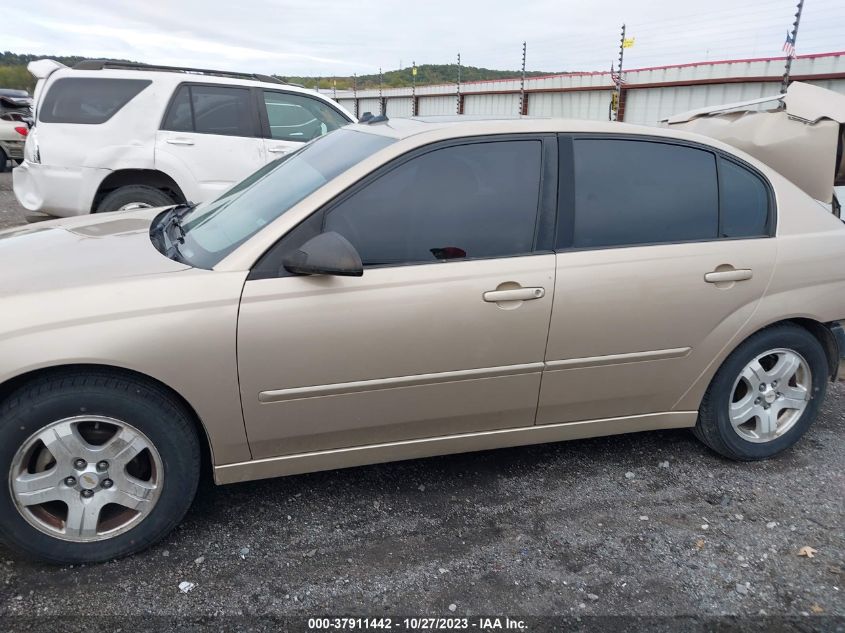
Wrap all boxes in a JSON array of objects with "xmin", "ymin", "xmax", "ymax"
[{"xmin": 783, "ymin": 31, "xmax": 796, "ymax": 57}]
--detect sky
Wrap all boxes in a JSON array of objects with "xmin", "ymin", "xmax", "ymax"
[{"xmin": 2, "ymin": 0, "xmax": 844, "ymax": 76}]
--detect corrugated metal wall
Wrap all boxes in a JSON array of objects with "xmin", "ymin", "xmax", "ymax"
[
  {"xmin": 385, "ymin": 97, "xmax": 414, "ymax": 118},
  {"xmin": 337, "ymin": 98, "xmax": 357, "ymax": 115},
  {"xmin": 623, "ymin": 82, "xmax": 780, "ymax": 125},
  {"xmin": 463, "ymin": 93, "xmax": 520, "ymax": 115},
  {"xmin": 357, "ymin": 97, "xmax": 383, "ymax": 115},
  {"xmin": 528, "ymin": 91, "xmax": 610, "ymax": 120},
  {"xmin": 418, "ymin": 95, "xmax": 457, "ymax": 116},
  {"xmin": 332, "ymin": 52, "xmax": 845, "ymax": 126}
]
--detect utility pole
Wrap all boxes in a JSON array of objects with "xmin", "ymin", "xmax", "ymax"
[
  {"xmin": 352, "ymin": 73, "xmax": 358, "ymax": 119},
  {"xmin": 780, "ymin": 0, "xmax": 805, "ymax": 94},
  {"xmin": 412, "ymin": 61, "xmax": 417, "ymax": 116},
  {"xmin": 519, "ymin": 41, "xmax": 527, "ymax": 116},
  {"xmin": 378, "ymin": 67, "xmax": 384, "ymax": 115},
  {"xmin": 456, "ymin": 53, "xmax": 462, "ymax": 114},
  {"xmin": 332, "ymin": 77, "xmax": 337, "ymax": 100},
  {"xmin": 614, "ymin": 24, "xmax": 626, "ymax": 121}
]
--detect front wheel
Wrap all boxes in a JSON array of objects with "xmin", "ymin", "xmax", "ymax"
[
  {"xmin": 694, "ymin": 324, "xmax": 829, "ymax": 460},
  {"xmin": 0, "ymin": 147, "xmax": 8, "ymax": 173},
  {"xmin": 0, "ymin": 371, "xmax": 201, "ymax": 564}
]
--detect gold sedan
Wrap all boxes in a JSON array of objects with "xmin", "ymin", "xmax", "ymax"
[{"xmin": 1, "ymin": 118, "xmax": 844, "ymax": 563}]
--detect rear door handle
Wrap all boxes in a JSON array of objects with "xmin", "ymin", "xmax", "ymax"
[
  {"xmin": 483, "ymin": 287, "xmax": 545, "ymax": 302},
  {"xmin": 704, "ymin": 269, "xmax": 753, "ymax": 283},
  {"xmin": 268, "ymin": 147, "xmax": 293, "ymax": 154},
  {"xmin": 166, "ymin": 138, "xmax": 194, "ymax": 146}
]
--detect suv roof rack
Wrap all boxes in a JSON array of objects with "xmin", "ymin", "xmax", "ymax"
[{"xmin": 71, "ymin": 60, "xmax": 289, "ymax": 85}]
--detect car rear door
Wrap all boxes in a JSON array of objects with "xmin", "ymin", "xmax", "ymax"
[
  {"xmin": 258, "ymin": 90, "xmax": 353, "ymax": 161},
  {"xmin": 537, "ymin": 135, "xmax": 777, "ymax": 424},
  {"xmin": 155, "ymin": 83, "xmax": 265, "ymax": 202},
  {"xmin": 237, "ymin": 135, "xmax": 558, "ymax": 459}
]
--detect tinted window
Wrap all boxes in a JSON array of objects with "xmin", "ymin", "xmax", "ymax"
[
  {"xmin": 162, "ymin": 84, "xmax": 255, "ymax": 136},
  {"xmin": 324, "ymin": 140, "xmax": 542, "ymax": 266},
  {"xmin": 719, "ymin": 157, "xmax": 770, "ymax": 237},
  {"xmin": 190, "ymin": 85, "xmax": 254, "ymax": 136},
  {"xmin": 39, "ymin": 78, "xmax": 150, "ymax": 124},
  {"xmin": 263, "ymin": 91, "xmax": 349, "ymax": 142},
  {"xmin": 569, "ymin": 139, "xmax": 718, "ymax": 248},
  {"xmin": 161, "ymin": 85, "xmax": 192, "ymax": 132}
]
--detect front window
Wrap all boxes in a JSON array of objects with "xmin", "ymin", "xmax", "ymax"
[
  {"xmin": 324, "ymin": 140, "xmax": 543, "ymax": 266},
  {"xmin": 173, "ymin": 129, "xmax": 394, "ymax": 268},
  {"xmin": 263, "ymin": 91, "xmax": 349, "ymax": 142}
]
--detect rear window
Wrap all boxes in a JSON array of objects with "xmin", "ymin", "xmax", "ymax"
[
  {"xmin": 568, "ymin": 139, "xmax": 718, "ymax": 248},
  {"xmin": 39, "ymin": 78, "xmax": 151, "ymax": 124},
  {"xmin": 718, "ymin": 157, "xmax": 771, "ymax": 237}
]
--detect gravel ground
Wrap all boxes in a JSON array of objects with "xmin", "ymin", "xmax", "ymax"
[{"xmin": 0, "ymin": 171, "xmax": 843, "ymax": 629}]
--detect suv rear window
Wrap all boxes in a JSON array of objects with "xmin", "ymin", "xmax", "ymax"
[{"xmin": 39, "ymin": 78, "xmax": 151, "ymax": 124}]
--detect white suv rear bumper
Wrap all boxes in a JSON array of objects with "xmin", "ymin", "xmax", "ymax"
[{"xmin": 13, "ymin": 161, "xmax": 109, "ymax": 217}]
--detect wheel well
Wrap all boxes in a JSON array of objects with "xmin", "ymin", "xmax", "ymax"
[
  {"xmin": 0, "ymin": 364, "xmax": 213, "ymax": 478},
  {"xmin": 782, "ymin": 318, "xmax": 839, "ymax": 380},
  {"xmin": 92, "ymin": 169, "xmax": 187, "ymax": 212}
]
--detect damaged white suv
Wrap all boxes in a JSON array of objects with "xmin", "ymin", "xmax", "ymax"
[{"xmin": 14, "ymin": 59, "xmax": 355, "ymax": 216}]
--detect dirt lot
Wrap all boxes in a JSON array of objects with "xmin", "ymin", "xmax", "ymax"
[{"xmin": 0, "ymin": 171, "xmax": 842, "ymax": 629}]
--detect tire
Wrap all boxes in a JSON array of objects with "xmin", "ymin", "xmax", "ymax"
[
  {"xmin": 0, "ymin": 148, "xmax": 8, "ymax": 173},
  {"xmin": 694, "ymin": 324, "xmax": 828, "ymax": 461},
  {"xmin": 96, "ymin": 185, "xmax": 176, "ymax": 213},
  {"xmin": 0, "ymin": 370, "xmax": 201, "ymax": 564}
]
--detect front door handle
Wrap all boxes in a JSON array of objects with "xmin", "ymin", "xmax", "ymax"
[
  {"xmin": 166, "ymin": 138, "xmax": 194, "ymax": 146},
  {"xmin": 704, "ymin": 268, "xmax": 753, "ymax": 283},
  {"xmin": 483, "ymin": 287, "xmax": 545, "ymax": 302}
]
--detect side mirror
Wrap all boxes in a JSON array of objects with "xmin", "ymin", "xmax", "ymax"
[{"xmin": 282, "ymin": 231, "xmax": 363, "ymax": 277}]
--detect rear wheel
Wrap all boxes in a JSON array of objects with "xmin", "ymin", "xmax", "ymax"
[
  {"xmin": 96, "ymin": 185, "xmax": 176, "ymax": 213},
  {"xmin": 0, "ymin": 148, "xmax": 8, "ymax": 173},
  {"xmin": 694, "ymin": 324, "xmax": 828, "ymax": 460},
  {"xmin": 0, "ymin": 371, "xmax": 201, "ymax": 564}
]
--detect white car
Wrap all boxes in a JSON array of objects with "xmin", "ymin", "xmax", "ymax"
[
  {"xmin": 13, "ymin": 59, "xmax": 356, "ymax": 216},
  {"xmin": 0, "ymin": 116, "xmax": 28, "ymax": 172}
]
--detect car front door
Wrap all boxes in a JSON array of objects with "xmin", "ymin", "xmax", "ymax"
[
  {"xmin": 537, "ymin": 136, "xmax": 777, "ymax": 425},
  {"xmin": 237, "ymin": 136, "xmax": 558, "ymax": 459},
  {"xmin": 259, "ymin": 90, "xmax": 352, "ymax": 161},
  {"xmin": 155, "ymin": 83, "xmax": 265, "ymax": 202}
]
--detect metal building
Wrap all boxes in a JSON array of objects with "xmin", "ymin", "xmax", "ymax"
[{"xmin": 334, "ymin": 51, "xmax": 845, "ymax": 125}]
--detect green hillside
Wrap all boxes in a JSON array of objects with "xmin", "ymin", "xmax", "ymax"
[
  {"xmin": 0, "ymin": 52, "xmax": 560, "ymax": 93},
  {"xmin": 283, "ymin": 64, "xmax": 561, "ymax": 91}
]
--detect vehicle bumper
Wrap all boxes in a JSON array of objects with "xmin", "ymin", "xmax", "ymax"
[
  {"xmin": 832, "ymin": 322, "xmax": 845, "ymax": 381},
  {"xmin": 13, "ymin": 160, "xmax": 109, "ymax": 217},
  {"xmin": 0, "ymin": 140, "xmax": 24, "ymax": 160}
]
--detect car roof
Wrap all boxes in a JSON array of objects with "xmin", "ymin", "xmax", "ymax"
[
  {"xmin": 45, "ymin": 62, "xmax": 334, "ymax": 103},
  {"xmin": 346, "ymin": 116, "xmax": 741, "ymax": 146}
]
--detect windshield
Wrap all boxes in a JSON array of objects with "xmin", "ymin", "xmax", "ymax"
[{"xmin": 176, "ymin": 129, "xmax": 395, "ymax": 268}]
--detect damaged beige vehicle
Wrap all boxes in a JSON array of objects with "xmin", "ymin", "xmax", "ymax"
[{"xmin": 1, "ymin": 114, "xmax": 844, "ymax": 564}]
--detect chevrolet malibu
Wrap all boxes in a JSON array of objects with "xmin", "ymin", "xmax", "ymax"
[{"xmin": 1, "ymin": 118, "xmax": 844, "ymax": 564}]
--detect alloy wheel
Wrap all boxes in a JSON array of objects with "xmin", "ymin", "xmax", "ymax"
[
  {"xmin": 728, "ymin": 348, "xmax": 812, "ymax": 443},
  {"xmin": 9, "ymin": 416, "xmax": 163, "ymax": 542}
]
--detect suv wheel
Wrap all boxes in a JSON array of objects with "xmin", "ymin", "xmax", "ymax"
[
  {"xmin": 96, "ymin": 185, "xmax": 176, "ymax": 213},
  {"xmin": 694, "ymin": 324, "xmax": 828, "ymax": 460},
  {"xmin": 0, "ymin": 371, "xmax": 201, "ymax": 564},
  {"xmin": 0, "ymin": 148, "xmax": 8, "ymax": 173}
]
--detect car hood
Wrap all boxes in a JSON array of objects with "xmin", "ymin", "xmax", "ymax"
[{"xmin": 0, "ymin": 208, "xmax": 190, "ymax": 296}]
